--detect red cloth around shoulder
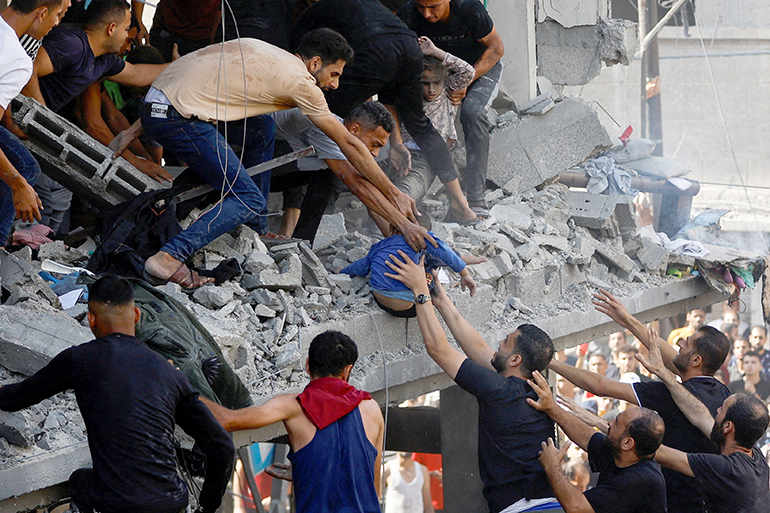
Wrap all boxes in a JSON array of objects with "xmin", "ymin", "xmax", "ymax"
[{"xmin": 296, "ymin": 377, "xmax": 372, "ymax": 430}]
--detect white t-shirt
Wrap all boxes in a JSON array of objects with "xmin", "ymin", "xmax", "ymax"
[{"xmin": 0, "ymin": 16, "xmax": 33, "ymax": 110}]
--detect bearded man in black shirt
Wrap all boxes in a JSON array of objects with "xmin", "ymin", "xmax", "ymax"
[{"xmin": 0, "ymin": 276, "xmax": 234, "ymax": 513}]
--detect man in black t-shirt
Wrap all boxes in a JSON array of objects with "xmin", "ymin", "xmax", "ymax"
[
  {"xmin": 528, "ymin": 371, "xmax": 667, "ymax": 513},
  {"xmin": 398, "ymin": 0, "xmax": 504, "ymax": 217},
  {"xmin": 638, "ymin": 338, "xmax": 770, "ymax": 513},
  {"xmin": 551, "ymin": 290, "xmax": 732, "ymax": 513},
  {"xmin": 0, "ymin": 276, "xmax": 234, "ymax": 513},
  {"xmin": 385, "ymin": 253, "xmax": 559, "ymax": 513}
]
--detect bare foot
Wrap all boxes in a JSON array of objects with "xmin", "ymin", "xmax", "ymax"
[
  {"xmin": 461, "ymin": 254, "xmax": 488, "ymax": 265},
  {"xmin": 145, "ymin": 251, "xmax": 213, "ymax": 288}
]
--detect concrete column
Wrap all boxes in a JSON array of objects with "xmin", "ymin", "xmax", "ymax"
[
  {"xmin": 440, "ymin": 385, "xmax": 486, "ymax": 513},
  {"xmin": 488, "ymin": 0, "xmax": 537, "ymax": 107}
]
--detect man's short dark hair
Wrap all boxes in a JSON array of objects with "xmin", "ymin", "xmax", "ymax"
[
  {"xmin": 10, "ymin": 0, "xmax": 63, "ymax": 15},
  {"xmin": 693, "ymin": 326, "xmax": 731, "ymax": 376},
  {"xmin": 345, "ymin": 101, "xmax": 394, "ymax": 134},
  {"xmin": 83, "ymin": 0, "xmax": 130, "ymax": 29},
  {"xmin": 743, "ymin": 350, "xmax": 761, "ymax": 363},
  {"xmin": 88, "ymin": 275, "xmax": 134, "ymax": 307},
  {"xmin": 308, "ymin": 331, "xmax": 358, "ymax": 378},
  {"xmin": 513, "ymin": 324, "xmax": 554, "ymax": 377},
  {"xmin": 751, "ymin": 325, "xmax": 767, "ymax": 336},
  {"xmin": 296, "ymin": 28, "xmax": 353, "ymax": 67},
  {"xmin": 617, "ymin": 344, "xmax": 638, "ymax": 355},
  {"xmin": 724, "ymin": 394, "xmax": 770, "ymax": 449},
  {"xmin": 422, "ymin": 56, "xmax": 447, "ymax": 81},
  {"xmin": 126, "ymin": 45, "xmax": 165, "ymax": 65},
  {"xmin": 627, "ymin": 408, "xmax": 665, "ymax": 459}
]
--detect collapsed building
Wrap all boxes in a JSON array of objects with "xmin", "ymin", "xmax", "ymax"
[{"xmin": 1, "ymin": 1, "xmax": 768, "ymax": 512}]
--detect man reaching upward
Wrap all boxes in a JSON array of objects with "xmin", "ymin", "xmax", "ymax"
[
  {"xmin": 203, "ymin": 331, "xmax": 384, "ymax": 513},
  {"xmin": 384, "ymin": 251, "xmax": 558, "ymax": 513}
]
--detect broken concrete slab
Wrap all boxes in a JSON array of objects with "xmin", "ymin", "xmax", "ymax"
[
  {"xmin": 488, "ymin": 98, "xmax": 612, "ymax": 194},
  {"xmin": 192, "ymin": 286, "xmax": 235, "ymax": 310},
  {"xmin": 0, "ymin": 410, "xmax": 33, "ymax": 447},
  {"xmin": 0, "ymin": 250, "xmax": 60, "ymax": 308},
  {"xmin": 254, "ymin": 254, "xmax": 303, "ymax": 291},
  {"xmin": 536, "ymin": 0, "xmax": 609, "ymax": 28},
  {"xmin": 0, "ymin": 304, "xmax": 92, "ymax": 376},
  {"xmin": 536, "ymin": 19, "xmax": 639, "ymax": 86},
  {"xmin": 10, "ymin": 95, "xmax": 160, "ymax": 209},
  {"xmin": 313, "ymin": 212, "xmax": 347, "ymax": 250},
  {"xmin": 566, "ymin": 191, "xmax": 618, "ymax": 229}
]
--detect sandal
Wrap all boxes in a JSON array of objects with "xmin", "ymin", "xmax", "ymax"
[{"xmin": 167, "ymin": 262, "xmax": 207, "ymax": 289}]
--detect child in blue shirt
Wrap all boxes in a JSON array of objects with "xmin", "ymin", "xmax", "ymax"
[{"xmin": 341, "ymin": 220, "xmax": 481, "ymax": 317}]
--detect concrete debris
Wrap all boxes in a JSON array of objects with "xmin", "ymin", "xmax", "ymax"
[
  {"xmin": 0, "ymin": 411, "xmax": 32, "ymax": 447},
  {"xmin": 536, "ymin": 19, "xmax": 639, "ymax": 86},
  {"xmin": 254, "ymin": 254, "xmax": 303, "ymax": 291},
  {"xmin": 37, "ymin": 241, "xmax": 89, "ymax": 267},
  {"xmin": 313, "ymin": 212, "xmax": 347, "ymax": 250},
  {"xmin": 0, "ymin": 249, "xmax": 61, "ymax": 309},
  {"xmin": 487, "ymin": 98, "xmax": 612, "ymax": 194},
  {"xmin": 192, "ymin": 286, "xmax": 235, "ymax": 310}
]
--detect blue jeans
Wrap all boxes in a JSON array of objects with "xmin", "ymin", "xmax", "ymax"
[
  {"xmin": 0, "ymin": 126, "xmax": 41, "ymax": 243},
  {"xmin": 142, "ymin": 113, "xmax": 274, "ymax": 262}
]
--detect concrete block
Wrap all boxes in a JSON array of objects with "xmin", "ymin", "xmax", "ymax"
[
  {"xmin": 506, "ymin": 265, "xmax": 561, "ymax": 305},
  {"xmin": 329, "ymin": 273, "xmax": 352, "ymax": 293},
  {"xmin": 0, "ymin": 250, "xmax": 60, "ymax": 308},
  {"xmin": 243, "ymin": 252, "xmax": 275, "ymax": 274},
  {"xmin": 613, "ymin": 196, "xmax": 640, "ymax": 238},
  {"xmin": 192, "ymin": 286, "xmax": 234, "ymax": 309},
  {"xmin": 11, "ymin": 95, "xmax": 160, "ymax": 209},
  {"xmin": 638, "ymin": 243, "xmax": 669, "ymax": 273},
  {"xmin": 488, "ymin": 98, "xmax": 612, "ymax": 193},
  {"xmin": 0, "ymin": 411, "xmax": 32, "ymax": 447},
  {"xmin": 489, "ymin": 204, "xmax": 532, "ymax": 231},
  {"xmin": 312, "ymin": 213, "xmax": 346, "ymax": 250},
  {"xmin": 536, "ymin": 19, "xmax": 639, "ymax": 86},
  {"xmin": 566, "ymin": 191, "xmax": 617, "ymax": 229},
  {"xmin": 594, "ymin": 241, "xmax": 635, "ymax": 273},
  {"xmin": 0, "ymin": 305, "xmax": 92, "ymax": 376},
  {"xmin": 255, "ymin": 254, "xmax": 303, "ymax": 291}
]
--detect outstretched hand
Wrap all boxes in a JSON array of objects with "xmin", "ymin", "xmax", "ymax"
[
  {"xmin": 635, "ymin": 327, "xmax": 671, "ymax": 380},
  {"xmin": 526, "ymin": 370, "xmax": 557, "ymax": 415},
  {"xmin": 384, "ymin": 251, "xmax": 427, "ymax": 294},
  {"xmin": 592, "ymin": 289, "xmax": 632, "ymax": 328},
  {"xmin": 538, "ymin": 437, "xmax": 570, "ymax": 471}
]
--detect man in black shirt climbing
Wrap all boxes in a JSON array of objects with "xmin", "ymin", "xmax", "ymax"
[{"xmin": 0, "ymin": 275, "xmax": 234, "ymax": 513}]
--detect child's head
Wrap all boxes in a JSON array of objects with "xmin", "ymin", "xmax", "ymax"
[
  {"xmin": 123, "ymin": 45, "xmax": 165, "ymax": 99},
  {"xmin": 421, "ymin": 56, "xmax": 446, "ymax": 102}
]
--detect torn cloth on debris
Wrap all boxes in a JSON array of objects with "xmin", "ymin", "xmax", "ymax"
[
  {"xmin": 297, "ymin": 377, "xmax": 371, "ymax": 430},
  {"xmin": 583, "ymin": 156, "xmax": 638, "ymax": 196}
]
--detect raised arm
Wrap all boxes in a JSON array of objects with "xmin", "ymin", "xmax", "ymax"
[
  {"xmin": 593, "ymin": 289, "xmax": 679, "ymax": 375},
  {"xmin": 527, "ymin": 370, "xmax": 597, "ymax": 452},
  {"xmin": 548, "ymin": 359, "xmax": 638, "ymax": 405},
  {"xmin": 384, "ymin": 252, "xmax": 467, "ymax": 379},
  {"xmin": 636, "ymin": 331, "xmax": 715, "ymax": 437},
  {"xmin": 652, "ymin": 445, "xmax": 694, "ymax": 477},
  {"xmin": 538, "ymin": 438, "xmax": 597, "ymax": 513},
  {"xmin": 310, "ymin": 115, "xmax": 420, "ymax": 227}
]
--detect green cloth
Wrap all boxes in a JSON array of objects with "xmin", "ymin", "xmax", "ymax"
[{"xmin": 103, "ymin": 80, "xmax": 126, "ymax": 111}]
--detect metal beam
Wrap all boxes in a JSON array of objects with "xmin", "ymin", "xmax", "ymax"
[{"xmin": 637, "ymin": 0, "xmax": 690, "ymax": 57}]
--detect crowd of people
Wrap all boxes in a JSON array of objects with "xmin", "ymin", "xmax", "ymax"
[
  {"xmin": 1, "ymin": 0, "xmax": 770, "ymax": 512},
  {"xmin": 0, "ymin": 0, "xmax": 508, "ymax": 289}
]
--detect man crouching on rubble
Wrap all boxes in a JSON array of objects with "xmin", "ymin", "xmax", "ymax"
[
  {"xmin": 0, "ymin": 276, "xmax": 234, "ymax": 513},
  {"xmin": 203, "ymin": 331, "xmax": 384, "ymax": 513}
]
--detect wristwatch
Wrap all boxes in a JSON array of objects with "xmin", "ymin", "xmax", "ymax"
[{"xmin": 415, "ymin": 294, "xmax": 432, "ymax": 305}]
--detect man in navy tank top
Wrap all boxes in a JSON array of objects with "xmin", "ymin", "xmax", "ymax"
[{"xmin": 203, "ymin": 331, "xmax": 384, "ymax": 513}]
